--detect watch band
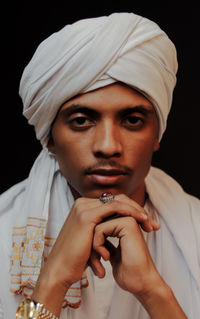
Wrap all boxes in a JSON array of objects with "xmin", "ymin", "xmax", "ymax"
[
  {"xmin": 34, "ymin": 299, "xmax": 58, "ymax": 319},
  {"xmin": 16, "ymin": 298, "xmax": 59, "ymax": 319}
]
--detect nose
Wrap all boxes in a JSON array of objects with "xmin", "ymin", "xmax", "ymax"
[{"xmin": 93, "ymin": 120, "xmax": 123, "ymax": 158}]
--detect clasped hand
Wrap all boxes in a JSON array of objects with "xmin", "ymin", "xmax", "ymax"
[
  {"xmin": 41, "ymin": 194, "xmax": 160, "ymax": 298},
  {"xmin": 32, "ymin": 194, "xmax": 189, "ymax": 319}
]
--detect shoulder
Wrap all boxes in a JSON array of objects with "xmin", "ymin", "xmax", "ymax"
[
  {"xmin": 0, "ymin": 180, "xmax": 27, "ymax": 282},
  {"xmin": 0, "ymin": 180, "xmax": 27, "ymax": 213},
  {"xmin": 0, "ymin": 180, "xmax": 27, "ymax": 235},
  {"xmin": 0, "ymin": 181, "xmax": 28, "ymax": 317},
  {"xmin": 147, "ymin": 166, "xmax": 199, "ymax": 199},
  {"xmin": 146, "ymin": 166, "xmax": 200, "ymax": 218}
]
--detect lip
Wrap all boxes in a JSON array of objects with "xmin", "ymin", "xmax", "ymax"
[{"xmin": 87, "ymin": 168, "xmax": 128, "ymax": 185}]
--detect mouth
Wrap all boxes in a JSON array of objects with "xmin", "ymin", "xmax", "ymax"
[{"xmin": 86, "ymin": 168, "xmax": 128, "ymax": 185}]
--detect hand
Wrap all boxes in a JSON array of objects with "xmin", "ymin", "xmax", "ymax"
[
  {"xmin": 41, "ymin": 194, "xmax": 159, "ymax": 288},
  {"xmin": 90, "ymin": 213, "xmax": 188, "ymax": 319},
  {"xmin": 32, "ymin": 194, "xmax": 159, "ymax": 316},
  {"xmin": 90, "ymin": 214, "xmax": 160, "ymax": 295}
]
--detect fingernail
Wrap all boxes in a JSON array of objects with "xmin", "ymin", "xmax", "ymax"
[
  {"xmin": 97, "ymin": 271, "xmax": 103, "ymax": 278},
  {"xmin": 153, "ymin": 220, "xmax": 160, "ymax": 227},
  {"xmin": 141, "ymin": 213, "xmax": 148, "ymax": 220},
  {"xmin": 149, "ymin": 225, "xmax": 153, "ymax": 231}
]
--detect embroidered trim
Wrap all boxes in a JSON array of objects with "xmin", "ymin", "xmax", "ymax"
[{"xmin": 10, "ymin": 217, "xmax": 88, "ymax": 308}]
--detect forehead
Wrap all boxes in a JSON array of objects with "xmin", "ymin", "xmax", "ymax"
[{"xmin": 60, "ymin": 83, "xmax": 155, "ymax": 113}]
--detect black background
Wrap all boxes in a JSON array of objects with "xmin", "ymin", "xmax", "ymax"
[{"xmin": 1, "ymin": 2, "xmax": 199, "ymax": 197}]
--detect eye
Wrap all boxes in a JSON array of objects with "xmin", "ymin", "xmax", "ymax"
[
  {"xmin": 73, "ymin": 117, "xmax": 87, "ymax": 125},
  {"xmin": 122, "ymin": 115, "xmax": 144, "ymax": 129},
  {"xmin": 68, "ymin": 116, "xmax": 95, "ymax": 130}
]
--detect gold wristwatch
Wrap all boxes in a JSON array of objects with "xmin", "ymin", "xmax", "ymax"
[{"xmin": 16, "ymin": 298, "xmax": 58, "ymax": 319}]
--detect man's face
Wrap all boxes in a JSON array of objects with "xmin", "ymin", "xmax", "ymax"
[{"xmin": 48, "ymin": 83, "xmax": 159, "ymax": 202}]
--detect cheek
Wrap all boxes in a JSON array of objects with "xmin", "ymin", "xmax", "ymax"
[
  {"xmin": 52, "ymin": 131, "xmax": 90, "ymax": 178},
  {"xmin": 127, "ymin": 137, "xmax": 156, "ymax": 185},
  {"xmin": 55, "ymin": 139, "xmax": 80, "ymax": 167},
  {"xmin": 126, "ymin": 133, "xmax": 157, "ymax": 161},
  {"xmin": 126, "ymin": 135, "xmax": 157, "ymax": 184}
]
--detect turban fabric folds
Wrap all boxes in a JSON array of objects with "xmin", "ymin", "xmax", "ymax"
[{"xmin": 20, "ymin": 12, "xmax": 178, "ymax": 145}]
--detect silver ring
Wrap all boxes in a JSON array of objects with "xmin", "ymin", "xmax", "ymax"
[{"xmin": 99, "ymin": 192, "xmax": 115, "ymax": 204}]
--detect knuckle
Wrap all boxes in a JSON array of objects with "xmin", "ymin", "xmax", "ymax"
[
  {"xmin": 124, "ymin": 216, "xmax": 137, "ymax": 227},
  {"xmin": 94, "ymin": 224, "xmax": 102, "ymax": 235},
  {"xmin": 125, "ymin": 216, "xmax": 135, "ymax": 223},
  {"xmin": 110, "ymin": 200, "xmax": 120, "ymax": 211},
  {"xmin": 93, "ymin": 225, "xmax": 104, "ymax": 247},
  {"xmin": 115, "ymin": 193, "xmax": 127, "ymax": 201}
]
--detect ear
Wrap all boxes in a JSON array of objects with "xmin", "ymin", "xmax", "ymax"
[
  {"xmin": 47, "ymin": 135, "xmax": 56, "ymax": 153},
  {"xmin": 153, "ymin": 138, "xmax": 160, "ymax": 152}
]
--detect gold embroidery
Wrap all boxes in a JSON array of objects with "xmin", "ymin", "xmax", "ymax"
[{"xmin": 10, "ymin": 217, "xmax": 88, "ymax": 309}]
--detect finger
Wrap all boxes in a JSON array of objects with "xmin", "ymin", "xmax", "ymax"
[
  {"xmin": 92, "ymin": 226, "xmax": 111, "ymax": 261},
  {"xmin": 104, "ymin": 239, "xmax": 120, "ymax": 263},
  {"xmin": 144, "ymin": 213, "xmax": 160, "ymax": 231},
  {"xmin": 139, "ymin": 213, "xmax": 160, "ymax": 232},
  {"xmin": 91, "ymin": 200, "xmax": 149, "ymax": 225},
  {"xmin": 99, "ymin": 201, "xmax": 153, "ymax": 233},
  {"xmin": 93, "ymin": 219, "xmax": 123, "ymax": 257},
  {"xmin": 73, "ymin": 196, "xmax": 159, "ymax": 233},
  {"xmin": 114, "ymin": 194, "xmax": 160, "ymax": 232},
  {"xmin": 88, "ymin": 250, "xmax": 106, "ymax": 278}
]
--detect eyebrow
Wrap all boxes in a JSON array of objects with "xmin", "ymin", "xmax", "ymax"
[
  {"xmin": 118, "ymin": 105, "xmax": 154, "ymax": 117},
  {"xmin": 59, "ymin": 103, "xmax": 154, "ymax": 119},
  {"xmin": 59, "ymin": 104, "xmax": 100, "ymax": 118}
]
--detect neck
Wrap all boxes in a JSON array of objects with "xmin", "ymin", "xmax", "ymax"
[
  {"xmin": 70, "ymin": 186, "xmax": 81, "ymax": 200},
  {"xmin": 129, "ymin": 182, "xmax": 147, "ymax": 207}
]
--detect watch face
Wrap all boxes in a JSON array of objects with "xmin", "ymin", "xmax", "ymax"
[{"xmin": 16, "ymin": 299, "xmax": 37, "ymax": 319}]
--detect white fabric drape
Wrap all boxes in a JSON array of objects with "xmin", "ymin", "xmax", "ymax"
[{"xmin": 8, "ymin": 149, "xmax": 88, "ymax": 308}]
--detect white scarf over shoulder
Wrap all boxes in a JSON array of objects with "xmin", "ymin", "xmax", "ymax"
[{"xmin": 1, "ymin": 11, "xmax": 199, "ymax": 319}]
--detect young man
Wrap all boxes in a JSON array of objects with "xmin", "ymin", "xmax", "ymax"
[{"xmin": 0, "ymin": 12, "xmax": 199, "ymax": 319}]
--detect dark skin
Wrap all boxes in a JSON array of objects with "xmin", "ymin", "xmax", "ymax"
[
  {"xmin": 48, "ymin": 83, "xmax": 160, "ymax": 203},
  {"xmin": 32, "ymin": 83, "xmax": 188, "ymax": 318}
]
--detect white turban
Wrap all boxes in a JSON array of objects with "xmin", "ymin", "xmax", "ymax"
[{"xmin": 19, "ymin": 12, "xmax": 178, "ymax": 146}]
